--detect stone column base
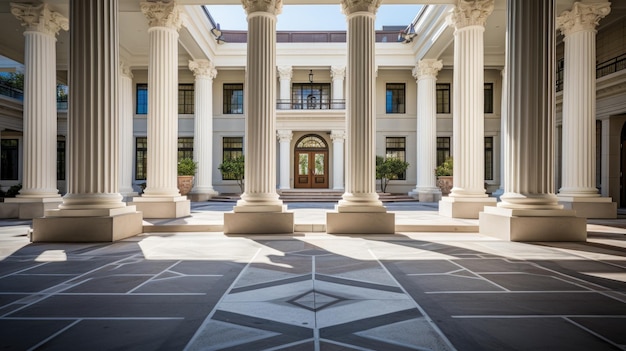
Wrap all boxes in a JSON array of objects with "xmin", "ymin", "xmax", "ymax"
[
  {"xmin": 326, "ymin": 212, "xmax": 395, "ymax": 234},
  {"xmin": 130, "ymin": 197, "xmax": 190, "ymax": 218},
  {"xmin": 4, "ymin": 197, "xmax": 63, "ymax": 219},
  {"xmin": 558, "ymin": 197, "xmax": 617, "ymax": 219},
  {"xmin": 409, "ymin": 189, "xmax": 442, "ymax": 202},
  {"xmin": 188, "ymin": 190, "xmax": 218, "ymax": 202},
  {"xmin": 439, "ymin": 197, "xmax": 497, "ymax": 219},
  {"xmin": 120, "ymin": 192, "xmax": 139, "ymax": 203},
  {"xmin": 479, "ymin": 206, "xmax": 586, "ymax": 242},
  {"xmin": 224, "ymin": 212, "xmax": 294, "ymax": 234},
  {"xmin": 32, "ymin": 211, "xmax": 143, "ymax": 242}
]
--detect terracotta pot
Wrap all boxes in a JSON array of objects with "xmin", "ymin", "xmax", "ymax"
[
  {"xmin": 436, "ymin": 175, "xmax": 453, "ymax": 196},
  {"xmin": 177, "ymin": 175, "xmax": 194, "ymax": 195}
]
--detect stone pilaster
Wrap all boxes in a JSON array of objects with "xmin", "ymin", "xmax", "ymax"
[
  {"xmin": 188, "ymin": 59, "xmax": 219, "ymax": 201},
  {"xmin": 277, "ymin": 130, "xmax": 292, "ymax": 190},
  {"xmin": 479, "ymin": 0, "xmax": 586, "ymax": 241},
  {"xmin": 330, "ymin": 130, "xmax": 345, "ymax": 190},
  {"xmin": 119, "ymin": 62, "xmax": 137, "ymax": 199},
  {"xmin": 492, "ymin": 67, "xmax": 507, "ymax": 199},
  {"xmin": 277, "ymin": 65, "xmax": 292, "ymax": 107},
  {"xmin": 331, "ymin": 65, "xmax": 346, "ymax": 109},
  {"xmin": 33, "ymin": 0, "xmax": 142, "ymax": 242},
  {"xmin": 131, "ymin": 1, "xmax": 190, "ymax": 218},
  {"xmin": 410, "ymin": 59, "xmax": 443, "ymax": 203},
  {"xmin": 439, "ymin": 0, "xmax": 497, "ymax": 218},
  {"xmin": 556, "ymin": 2, "xmax": 616, "ymax": 218}
]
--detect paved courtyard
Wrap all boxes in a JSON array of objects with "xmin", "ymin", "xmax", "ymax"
[{"xmin": 0, "ymin": 203, "xmax": 625, "ymax": 350}]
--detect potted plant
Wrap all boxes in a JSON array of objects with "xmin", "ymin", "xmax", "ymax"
[
  {"xmin": 435, "ymin": 157, "xmax": 453, "ymax": 196},
  {"xmin": 177, "ymin": 158, "xmax": 197, "ymax": 195}
]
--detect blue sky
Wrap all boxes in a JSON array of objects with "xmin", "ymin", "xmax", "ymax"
[{"xmin": 206, "ymin": 5, "xmax": 422, "ymax": 31}]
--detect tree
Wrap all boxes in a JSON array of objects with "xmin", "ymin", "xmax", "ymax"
[
  {"xmin": 376, "ymin": 156, "xmax": 409, "ymax": 193},
  {"xmin": 218, "ymin": 155, "xmax": 245, "ymax": 193}
]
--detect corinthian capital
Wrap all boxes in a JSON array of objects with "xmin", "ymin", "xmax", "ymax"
[
  {"xmin": 557, "ymin": 2, "xmax": 611, "ymax": 37},
  {"xmin": 340, "ymin": 0, "xmax": 383, "ymax": 15},
  {"xmin": 189, "ymin": 60, "xmax": 217, "ymax": 79},
  {"xmin": 11, "ymin": 3, "xmax": 68, "ymax": 36},
  {"xmin": 241, "ymin": 0, "xmax": 282, "ymax": 16},
  {"xmin": 141, "ymin": 1, "xmax": 184, "ymax": 30},
  {"xmin": 277, "ymin": 66, "xmax": 292, "ymax": 80},
  {"xmin": 412, "ymin": 59, "xmax": 443, "ymax": 80},
  {"xmin": 447, "ymin": 0, "xmax": 494, "ymax": 29}
]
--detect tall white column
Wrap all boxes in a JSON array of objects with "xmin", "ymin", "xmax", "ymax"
[
  {"xmin": 410, "ymin": 59, "xmax": 442, "ymax": 202},
  {"xmin": 119, "ymin": 62, "xmax": 137, "ymax": 198},
  {"xmin": 479, "ymin": 0, "xmax": 586, "ymax": 241},
  {"xmin": 439, "ymin": 0, "xmax": 497, "ymax": 218},
  {"xmin": 277, "ymin": 130, "xmax": 292, "ymax": 190},
  {"xmin": 556, "ymin": 2, "xmax": 616, "ymax": 218},
  {"xmin": 33, "ymin": 0, "xmax": 142, "ymax": 242},
  {"xmin": 331, "ymin": 130, "xmax": 345, "ymax": 190},
  {"xmin": 189, "ymin": 59, "xmax": 219, "ymax": 201},
  {"xmin": 277, "ymin": 66, "xmax": 292, "ymax": 108},
  {"xmin": 10, "ymin": 4, "xmax": 66, "ymax": 203},
  {"xmin": 493, "ymin": 67, "xmax": 507, "ymax": 199},
  {"xmin": 331, "ymin": 65, "xmax": 345, "ymax": 109}
]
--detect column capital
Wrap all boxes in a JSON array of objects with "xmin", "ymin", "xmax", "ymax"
[
  {"xmin": 242, "ymin": 0, "xmax": 283, "ymax": 16},
  {"xmin": 331, "ymin": 65, "xmax": 346, "ymax": 80},
  {"xmin": 330, "ymin": 130, "xmax": 346, "ymax": 141},
  {"xmin": 340, "ymin": 0, "xmax": 382, "ymax": 15},
  {"xmin": 447, "ymin": 0, "xmax": 494, "ymax": 29},
  {"xmin": 412, "ymin": 59, "xmax": 443, "ymax": 80},
  {"xmin": 189, "ymin": 59, "xmax": 217, "ymax": 79},
  {"xmin": 11, "ymin": 3, "xmax": 68, "ymax": 36},
  {"xmin": 140, "ymin": 1, "xmax": 184, "ymax": 30},
  {"xmin": 277, "ymin": 66, "xmax": 292, "ymax": 80},
  {"xmin": 277, "ymin": 129, "xmax": 292, "ymax": 142},
  {"xmin": 120, "ymin": 61, "xmax": 133, "ymax": 79},
  {"xmin": 557, "ymin": 2, "xmax": 610, "ymax": 37}
]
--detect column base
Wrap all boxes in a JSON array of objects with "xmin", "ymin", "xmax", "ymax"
[
  {"xmin": 479, "ymin": 206, "xmax": 586, "ymax": 242},
  {"xmin": 409, "ymin": 188, "xmax": 442, "ymax": 202},
  {"xmin": 120, "ymin": 192, "xmax": 139, "ymax": 203},
  {"xmin": 326, "ymin": 212, "xmax": 395, "ymax": 234},
  {"xmin": 558, "ymin": 196, "xmax": 617, "ymax": 219},
  {"xmin": 32, "ymin": 211, "xmax": 143, "ymax": 242},
  {"xmin": 3, "ymin": 197, "xmax": 63, "ymax": 219},
  {"xmin": 188, "ymin": 191, "xmax": 219, "ymax": 202},
  {"xmin": 224, "ymin": 211, "xmax": 294, "ymax": 234},
  {"xmin": 439, "ymin": 196, "xmax": 497, "ymax": 219},
  {"xmin": 130, "ymin": 196, "xmax": 190, "ymax": 219},
  {"xmin": 492, "ymin": 188, "xmax": 505, "ymax": 200}
]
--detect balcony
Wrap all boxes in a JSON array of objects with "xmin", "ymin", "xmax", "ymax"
[
  {"xmin": 0, "ymin": 83, "xmax": 23, "ymax": 101},
  {"xmin": 277, "ymin": 99, "xmax": 345, "ymax": 110}
]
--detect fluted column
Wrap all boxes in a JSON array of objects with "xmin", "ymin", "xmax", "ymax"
[
  {"xmin": 331, "ymin": 130, "xmax": 345, "ymax": 190},
  {"xmin": 189, "ymin": 59, "xmax": 219, "ymax": 200},
  {"xmin": 493, "ymin": 67, "xmax": 507, "ymax": 199},
  {"xmin": 411, "ymin": 59, "xmax": 442, "ymax": 202},
  {"xmin": 277, "ymin": 130, "xmax": 292, "ymax": 190},
  {"xmin": 11, "ymin": 3, "xmax": 67, "ymax": 199},
  {"xmin": 119, "ymin": 62, "xmax": 136, "ymax": 198},
  {"xmin": 277, "ymin": 66, "xmax": 292, "ymax": 108},
  {"xmin": 331, "ymin": 65, "xmax": 345, "ymax": 109}
]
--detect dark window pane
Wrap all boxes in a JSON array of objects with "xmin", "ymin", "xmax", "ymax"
[
  {"xmin": 178, "ymin": 137, "xmax": 193, "ymax": 160},
  {"xmin": 436, "ymin": 83, "xmax": 450, "ymax": 114},
  {"xmin": 385, "ymin": 83, "xmax": 405, "ymax": 114},
  {"xmin": 484, "ymin": 136, "xmax": 493, "ymax": 180},
  {"xmin": 1, "ymin": 139, "xmax": 19, "ymax": 180},
  {"xmin": 135, "ymin": 137, "xmax": 147, "ymax": 180},
  {"xmin": 385, "ymin": 137, "xmax": 406, "ymax": 180},
  {"xmin": 437, "ymin": 137, "xmax": 451, "ymax": 166},
  {"xmin": 291, "ymin": 83, "xmax": 331, "ymax": 109},
  {"xmin": 224, "ymin": 84, "xmax": 244, "ymax": 114},
  {"xmin": 57, "ymin": 140, "xmax": 65, "ymax": 181},
  {"xmin": 136, "ymin": 84, "xmax": 148, "ymax": 114},
  {"xmin": 484, "ymin": 83, "xmax": 493, "ymax": 114},
  {"xmin": 178, "ymin": 84, "xmax": 194, "ymax": 114},
  {"xmin": 222, "ymin": 137, "xmax": 243, "ymax": 180}
]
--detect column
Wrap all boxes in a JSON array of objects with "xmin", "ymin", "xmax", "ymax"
[
  {"xmin": 119, "ymin": 62, "xmax": 137, "ymax": 199},
  {"xmin": 331, "ymin": 130, "xmax": 345, "ymax": 190},
  {"xmin": 277, "ymin": 66, "xmax": 292, "ymax": 109},
  {"xmin": 479, "ymin": 0, "xmax": 586, "ymax": 241},
  {"xmin": 224, "ymin": 0, "xmax": 293, "ymax": 234},
  {"xmin": 556, "ymin": 2, "xmax": 616, "ymax": 218},
  {"xmin": 7, "ymin": 3, "xmax": 66, "ymax": 218},
  {"xmin": 439, "ymin": 0, "xmax": 497, "ymax": 219},
  {"xmin": 32, "ymin": 0, "xmax": 142, "ymax": 242},
  {"xmin": 330, "ymin": 65, "xmax": 345, "ymax": 109},
  {"xmin": 327, "ymin": 0, "xmax": 394, "ymax": 234},
  {"xmin": 131, "ymin": 1, "xmax": 190, "ymax": 218},
  {"xmin": 410, "ymin": 59, "xmax": 443, "ymax": 202},
  {"xmin": 189, "ymin": 59, "xmax": 219, "ymax": 201},
  {"xmin": 492, "ymin": 67, "xmax": 507, "ymax": 199},
  {"xmin": 277, "ymin": 130, "xmax": 292, "ymax": 190}
]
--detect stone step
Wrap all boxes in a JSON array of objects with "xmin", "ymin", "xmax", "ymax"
[
  {"xmin": 207, "ymin": 192, "xmax": 416, "ymax": 203},
  {"xmin": 143, "ymin": 223, "xmax": 478, "ymax": 233}
]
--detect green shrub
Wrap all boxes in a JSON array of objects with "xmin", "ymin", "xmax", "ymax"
[
  {"xmin": 435, "ymin": 157, "xmax": 453, "ymax": 176},
  {"xmin": 177, "ymin": 158, "xmax": 197, "ymax": 176},
  {"xmin": 376, "ymin": 156, "xmax": 409, "ymax": 193},
  {"xmin": 218, "ymin": 156, "xmax": 245, "ymax": 193}
]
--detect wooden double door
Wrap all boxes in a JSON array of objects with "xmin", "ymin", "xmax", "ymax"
[{"xmin": 295, "ymin": 150, "xmax": 328, "ymax": 188}]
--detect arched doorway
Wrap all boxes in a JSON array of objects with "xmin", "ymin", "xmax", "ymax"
[
  {"xmin": 294, "ymin": 134, "xmax": 328, "ymax": 188},
  {"xmin": 621, "ymin": 123, "xmax": 626, "ymax": 207}
]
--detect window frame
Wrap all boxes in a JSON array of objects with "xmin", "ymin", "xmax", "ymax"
[
  {"xmin": 437, "ymin": 137, "xmax": 451, "ymax": 167},
  {"xmin": 178, "ymin": 137, "xmax": 194, "ymax": 160},
  {"xmin": 484, "ymin": 136, "xmax": 494, "ymax": 181},
  {"xmin": 135, "ymin": 137, "xmax": 147, "ymax": 180},
  {"xmin": 178, "ymin": 84, "xmax": 194, "ymax": 114},
  {"xmin": 385, "ymin": 83, "xmax": 406, "ymax": 114},
  {"xmin": 222, "ymin": 136, "xmax": 244, "ymax": 180},
  {"xmin": 1, "ymin": 139, "xmax": 19, "ymax": 181},
  {"xmin": 223, "ymin": 83, "xmax": 244, "ymax": 114},
  {"xmin": 436, "ymin": 83, "xmax": 451, "ymax": 114},
  {"xmin": 136, "ymin": 83, "xmax": 148, "ymax": 115},
  {"xmin": 385, "ymin": 136, "xmax": 407, "ymax": 180},
  {"xmin": 484, "ymin": 83, "xmax": 494, "ymax": 114}
]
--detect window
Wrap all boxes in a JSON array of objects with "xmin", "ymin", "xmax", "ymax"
[
  {"xmin": 436, "ymin": 83, "xmax": 450, "ymax": 114},
  {"xmin": 385, "ymin": 83, "xmax": 405, "ymax": 114},
  {"xmin": 385, "ymin": 137, "xmax": 406, "ymax": 180},
  {"xmin": 135, "ymin": 137, "xmax": 147, "ymax": 180},
  {"xmin": 136, "ymin": 84, "xmax": 148, "ymax": 114},
  {"xmin": 222, "ymin": 137, "xmax": 243, "ymax": 180},
  {"xmin": 437, "ymin": 137, "xmax": 451, "ymax": 166},
  {"xmin": 292, "ymin": 83, "xmax": 331, "ymax": 109},
  {"xmin": 223, "ymin": 84, "xmax": 243, "ymax": 114},
  {"xmin": 178, "ymin": 137, "xmax": 193, "ymax": 160},
  {"xmin": 484, "ymin": 83, "xmax": 494, "ymax": 114},
  {"xmin": 1, "ymin": 139, "xmax": 19, "ymax": 180},
  {"xmin": 57, "ymin": 140, "xmax": 65, "ymax": 181},
  {"xmin": 485, "ymin": 137, "xmax": 493, "ymax": 180},
  {"xmin": 178, "ymin": 84, "xmax": 194, "ymax": 114}
]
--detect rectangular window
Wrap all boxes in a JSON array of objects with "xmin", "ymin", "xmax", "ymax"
[
  {"xmin": 178, "ymin": 84, "xmax": 194, "ymax": 114},
  {"xmin": 385, "ymin": 137, "xmax": 406, "ymax": 180},
  {"xmin": 436, "ymin": 83, "xmax": 451, "ymax": 114},
  {"xmin": 437, "ymin": 137, "xmax": 451, "ymax": 167},
  {"xmin": 135, "ymin": 137, "xmax": 147, "ymax": 180},
  {"xmin": 136, "ymin": 84, "xmax": 148, "ymax": 114},
  {"xmin": 385, "ymin": 83, "xmax": 406, "ymax": 114},
  {"xmin": 484, "ymin": 83, "xmax": 494, "ymax": 114},
  {"xmin": 291, "ymin": 83, "xmax": 331, "ymax": 109},
  {"xmin": 485, "ymin": 137, "xmax": 493, "ymax": 181},
  {"xmin": 57, "ymin": 140, "xmax": 65, "ymax": 181},
  {"xmin": 222, "ymin": 137, "xmax": 243, "ymax": 180},
  {"xmin": 223, "ymin": 83, "xmax": 244, "ymax": 114},
  {"xmin": 178, "ymin": 137, "xmax": 194, "ymax": 160},
  {"xmin": 1, "ymin": 139, "xmax": 19, "ymax": 180}
]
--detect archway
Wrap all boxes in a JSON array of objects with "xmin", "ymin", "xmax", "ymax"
[{"xmin": 294, "ymin": 134, "xmax": 328, "ymax": 188}]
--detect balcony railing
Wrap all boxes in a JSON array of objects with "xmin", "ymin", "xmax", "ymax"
[
  {"xmin": 277, "ymin": 99, "xmax": 345, "ymax": 110},
  {"xmin": 0, "ymin": 83, "xmax": 23, "ymax": 101},
  {"xmin": 557, "ymin": 53, "xmax": 626, "ymax": 92}
]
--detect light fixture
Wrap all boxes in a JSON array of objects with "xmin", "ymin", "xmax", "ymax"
[
  {"xmin": 216, "ymin": 36, "xmax": 226, "ymax": 45},
  {"xmin": 309, "ymin": 70, "xmax": 314, "ymax": 84},
  {"xmin": 398, "ymin": 23, "xmax": 417, "ymax": 44},
  {"xmin": 211, "ymin": 23, "xmax": 222, "ymax": 38}
]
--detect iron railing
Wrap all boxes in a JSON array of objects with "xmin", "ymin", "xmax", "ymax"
[
  {"xmin": 277, "ymin": 99, "xmax": 345, "ymax": 110},
  {"xmin": 557, "ymin": 53, "xmax": 626, "ymax": 92},
  {"xmin": 0, "ymin": 83, "xmax": 23, "ymax": 100}
]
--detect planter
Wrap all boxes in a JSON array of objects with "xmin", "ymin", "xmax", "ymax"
[
  {"xmin": 177, "ymin": 175, "xmax": 194, "ymax": 195},
  {"xmin": 436, "ymin": 175, "xmax": 453, "ymax": 196}
]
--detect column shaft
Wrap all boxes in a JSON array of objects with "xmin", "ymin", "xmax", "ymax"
[
  {"xmin": 277, "ymin": 66, "xmax": 292, "ymax": 106},
  {"xmin": 278, "ymin": 130, "xmax": 292, "ymax": 190},
  {"xmin": 331, "ymin": 66, "xmax": 345, "ymax": 109},
  {"xmin": 119, "ymin": 64, "xmax": 136, "ymax": 196},
  {"xmin": 331, "ymin": 130, "xmax": 345, "ymax": 190}
]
